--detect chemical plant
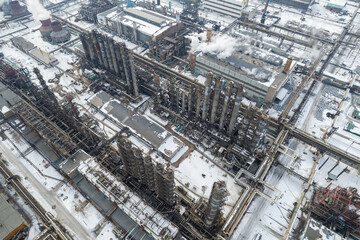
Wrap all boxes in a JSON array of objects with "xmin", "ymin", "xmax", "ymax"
[{"xmin": 0, "ymin": 0, "xmax": 360, "ymax": 239}]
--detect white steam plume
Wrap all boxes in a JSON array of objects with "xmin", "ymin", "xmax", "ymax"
[
  {"xmin": 26, "ymin": 0, "xmax": 50, "ymax": 21},
  {"xmin": 0, "ymin": 0, "xmax": 9, "ymax": 7},
  {"xmin": 187, "ymin": 32, "xmax": 239, "ymax": 59}
]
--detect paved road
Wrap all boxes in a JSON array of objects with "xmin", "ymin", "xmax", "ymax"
[{"xmin": 0, "ymin": 141, "xmax": 93, "ymax": 240}]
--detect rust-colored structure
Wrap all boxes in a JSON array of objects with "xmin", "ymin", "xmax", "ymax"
[{"xmin": 311, "ymin": 183, "xmax": 360, "ymax": 238}]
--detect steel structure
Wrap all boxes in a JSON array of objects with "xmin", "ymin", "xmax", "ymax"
[{"xmin": 311, "ymin": 184, "xmax": 360, "ymax": 238}]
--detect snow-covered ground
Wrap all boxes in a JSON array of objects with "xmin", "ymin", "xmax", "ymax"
[
  {"xmin": 175, "ymin": 150, "xmax": 242, "ymax": 216},
  {"xmin": 232, "ymin": 166, "xmax": 307, "ymax": 240},
  {"xmin": 0, "ymin": 123, "xmax": 115, "ymax": 239}
]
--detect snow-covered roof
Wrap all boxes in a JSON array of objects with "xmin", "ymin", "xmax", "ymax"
[{"xmin": 78, "ymin": 158, "xmax": 179, "ymax": 239}]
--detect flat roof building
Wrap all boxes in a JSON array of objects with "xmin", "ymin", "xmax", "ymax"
[
  {"xmin": 194, "ymin": 45, "xmax": 293, "ymax": 103},
  {"xmin": 202, "ymin": 0, "xmax": 248, "ymax": 18},
  {"xmin": 272, "ymin": 0, "xmax": 313, "ymax": 11},
  {"xmin": 0, "ymin": 193, "xmax": 27, "ymax": 240},
  {"xmin": 97, "ymin": 6, "xmax": 183, "ymax": 44}
]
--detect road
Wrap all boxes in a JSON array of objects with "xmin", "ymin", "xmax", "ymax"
[{"xmin": 0, "ymin": 141, "xmax": 92, "ymax": 240}]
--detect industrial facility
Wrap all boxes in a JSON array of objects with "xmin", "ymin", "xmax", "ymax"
[{"xmin": 0, "ymin": 0, "xmax": 360, "ymax": 239}]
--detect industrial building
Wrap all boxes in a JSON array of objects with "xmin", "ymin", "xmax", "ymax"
[
  {"xmin": 193, "ymin": 48, "xmax": 293, "ymax": 103},
  {"xmin": 1, "ymin": 0, "xmax": 359, "ymax": 239},
  {"xmin": 202, "ymin": 0, "xmax": 248, "ymax": 18},
  {"xmin": 79, "ymin": 0, "xmax": 114, "ymax": 23},
  {"xmin": 0, "ymin": 193, "xmax": 28, "ymax": 240},
  {"xmin": 97, "ymin": 7, "xmax": 183, "ymax": 44},
  {"xmin": 271, "ymin": 0, "xmax": 313, "ymax": 10},
  {"xmin": 11, "ymin": 37, "xmax": 59, "ymax": 66}
]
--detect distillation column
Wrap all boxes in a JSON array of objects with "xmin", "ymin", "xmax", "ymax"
[
  {"xmin": 129, "ymin": 52, "xmax": 139, "ymax": 97},
  {"xmin": 144, "ymin": 156, "xmax": 156, "ymax": 192},
  {"xmin": 210, "ymin": 76, "xmax": 221, "ymax": 124},
  {"xmin": 202, "ymin": 72, "xmax": 213, "ymax": 121},
  {"xmin": 219, "ymin": 82, "xmax": 233, "ymax": 130},
  {"xmin": 227, "ymin": 86, "xmax": 243, "ymax": 136},
  {"xmin": 91, "ymin": 31, "xmax": 103, "ymax": 66},
  {"xmin": 188, "ymin": 88, "xmax": 192, "ymax": 118},
  {"xmin": 155, "ymin": 164, "xmax": 175, "ymax": 206},
  {"xmin": 195, "ymin": 87, "xmax": 202, "ymax": 121},
  {"xmin": 120, "ymin": 43, "xmax": 131, "ymax": 89},
  {"xmin": 204, "ymin": 181, "xmax": 227, "ymax": 230},
  {"xmin": 108, "ymin": 37, "xmax": 119, "ymax": 74},
  {"xmin": 103, "ymin": 36, "xmax": 114, "ymax": 71}
]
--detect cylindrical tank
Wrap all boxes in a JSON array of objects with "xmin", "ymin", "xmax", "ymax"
[
  {"xmin": 50, "ymin": 21, "xmax": 71, "ymax": 43},
  {"xmin": 40, "ymin": 18, "xmax": 53, "ymax": 40}
]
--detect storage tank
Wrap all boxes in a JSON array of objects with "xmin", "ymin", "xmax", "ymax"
[
  {"xmin": 50, "ymin": 21, "xmax": 71, "ymax": 43},
  {"xmin": 40, "ymin": 18, "xmax": 53, "ymax": 40}
]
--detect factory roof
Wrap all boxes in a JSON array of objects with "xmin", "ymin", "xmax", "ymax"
[
  {"xmin": 98, "ymin": 7, "xmax": 176, "ymax": 37},
  {"xmin": 11, "ymin": 37, "xmax": 35, "ymax": 52},
  {"xmin": 124, "ymin": 8, "xmax": 167, "ymax": 26},
  {"xmin": 0, "ymin": 82, "xmax": 21, "ymax": 111},
  {"xmin": 0, "ymin": 193, "xmax": 27, "ymax": 240},
  {"xmin": 89, "ymin": 91, "xmax": 169, "ymax": 148},
  {"xmin": 60, "ymin": 150, "xmax": 92, "ymax": 175},
  {"xmin": 200, "ymin": 51, "xmax": 278, "ymax": 85},
  {"xmin": 29, "ymin": 48, "xmax": 58, "ymax": 66}
]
